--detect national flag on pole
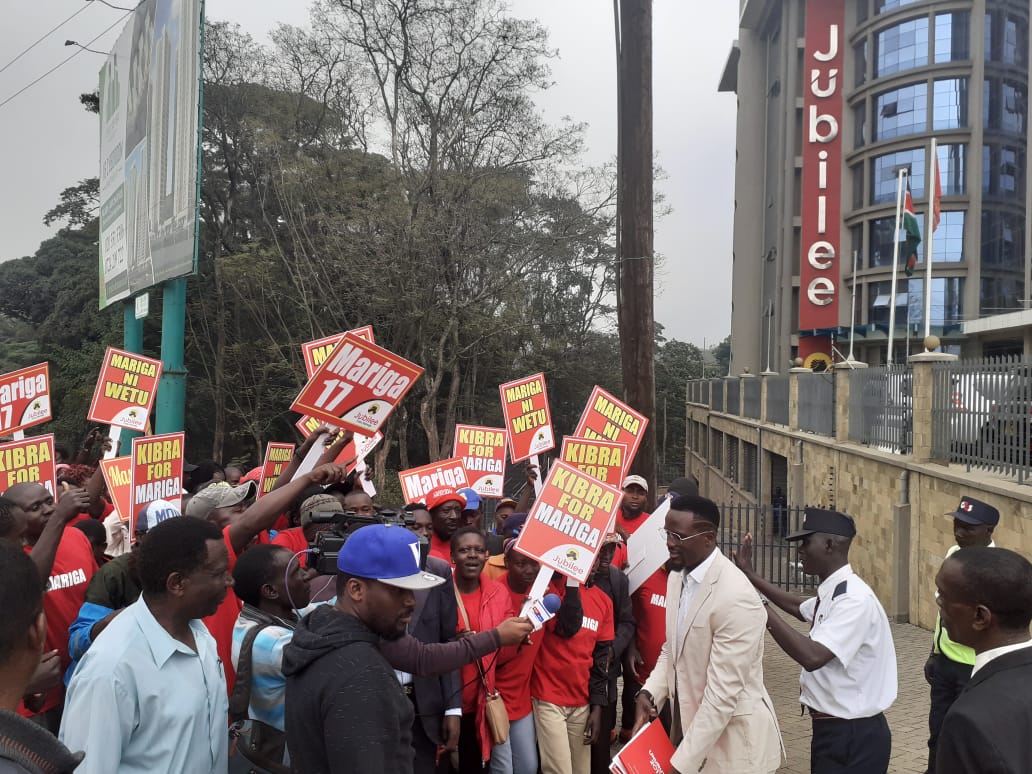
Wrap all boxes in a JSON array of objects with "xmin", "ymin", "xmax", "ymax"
[
  {"xmin": 902, "ymin": 185, "xmax": 922, "ymax": 277},
  {"xmin": 931, "ymin": 150, "xmax": 942, "ymax": 232}
]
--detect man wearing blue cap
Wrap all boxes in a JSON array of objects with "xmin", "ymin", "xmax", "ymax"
[
  {"xmin": 735, "ymin": 507, "xmax": 897, "ymax": 773},
  {"xmin": 281, "ymin": 524, "xmax": 447, "ymax": 773},
  {"xmin": 925, "ymin": 496, "xmax": 998, "ymax": 774}
]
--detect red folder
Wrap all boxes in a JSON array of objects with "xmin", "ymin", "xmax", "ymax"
[{"xmin": 610, "ymin": 718, "xmax": 675, "ymax": 774}]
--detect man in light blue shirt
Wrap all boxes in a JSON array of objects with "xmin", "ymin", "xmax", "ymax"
[{"xmin": 59, "ymin": 516, "xmax": 233, "ymax": 774}]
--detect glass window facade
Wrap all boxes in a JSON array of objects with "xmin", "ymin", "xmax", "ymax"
[
  {"xmin": 876, "ymin": 0, "xmax": 919, "ymax": 14},
  {"xmin": 938, "ymin": 143, "xmax": 966, "ymax": 196},
  {"xmin": 984, "ymin": 144, "xmax": 1027, "ymax": 199},
  {"xmin": 876, "ymin": 18, "xmax": 929, "ymax": 77},
  {"xmin": 871, "ymin": 145, "xmax": 966, "ymax": 204},
  {"xmin": 875, "ymin": 83, "xmax": 927, "ymax": 140},
  {"xmin": 981, "ymin": 276, "xmax": 1025, "ymax": 316},
  {"xmin": 932, "ymin": 211, "xmax": 964, "ymax": 263},
  {"xmin": 932, "ymin": 78, "xmax": 968, "ymax": 130},
  {"xmin": 871, "ymin": 148, "xmax": 926, "ymax": 204},
  {"xmin": 981, "ymin": 211, "xmax": 1025, "ymax": 270},
  {"xmin": 854, "ymin": 103, "xmax": 868, "ymax": 148},
  {"xmin": 986, "ymin": 10, "xmax": 1029, "ymax": 66},
  {"xmin": 985, "ymin": 78, "xmax": 1029, "ymax": 135},
  {"xmin": 868, "ymin": 278, "xmax": 964, "ymax": 328},
  {"xmin": 934, "ymin": 12, "xmax": 970, "ymax": 63},
  {"xmin": 855, "ymin": 41, "xmax": 868, "ymax": 88},
  {"xmin": 871, "ymin": 216, "xmax": 905, "ymax": 268}
]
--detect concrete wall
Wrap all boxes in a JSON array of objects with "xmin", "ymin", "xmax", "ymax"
[{"xmin": 687, "ymin": 364, "xmax": 1032, "ymax": 629}]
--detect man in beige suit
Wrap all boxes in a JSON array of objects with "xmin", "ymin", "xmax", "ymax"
[{"xmin": 632, "ymin": 495, "xmax": 782, "ymax": 774}]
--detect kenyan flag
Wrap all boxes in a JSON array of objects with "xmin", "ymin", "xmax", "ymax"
[{"xmin": 902, "ymin": 187, "xmax": 922, "ymax": 277}]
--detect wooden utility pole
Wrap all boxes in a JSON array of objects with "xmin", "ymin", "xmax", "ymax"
[{"xmin": 616, "ymin": 0, "xmax": 657, "ymax": 498}]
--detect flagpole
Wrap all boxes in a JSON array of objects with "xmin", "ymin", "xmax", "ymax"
[
  {"xmin": 924, "ymin": 137, "xmax": 938, "ymax": 339},
  {"xmin": 887, "ymin": 168, "xmax": 907, "ymax": 365},
  {"xmin": 848, "ymin": 249, "xmax": 858, "ymax": 361}
]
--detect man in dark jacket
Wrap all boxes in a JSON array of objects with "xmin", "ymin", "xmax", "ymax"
[
  {"xmin": 0, "ymin": 542, "xmax": 83, "ymax": 774},
  {"xmin": 588, "ymin": 534, "xmax": 635, "ymax": 774},
  {"xmin": 934, "ymin": 546, "xmax": 1032, "ymax": 774},
  {"xmin": 283, "ymin": 523, "xmax": 449, "ymax": 774}
]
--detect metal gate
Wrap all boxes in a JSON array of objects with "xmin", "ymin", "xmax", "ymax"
[{"xmin": 716, "ymin": 503, "xmax": 817, "ymax": 593}]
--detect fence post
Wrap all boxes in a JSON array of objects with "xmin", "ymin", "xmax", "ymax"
[
  {"xmin": 761, "ymin": 371, "xmax": 776, "ymax": 422},
  {"xmin": 909, "ymin": 349, "xmax": 958, "ymax": 463},
  {"xmin": 788, "ymin": 364, "xmax": 811, "ymax": 432},
  {"xmin": 833, "ymin": 360, "xmax": 867, "ymax": 442}
]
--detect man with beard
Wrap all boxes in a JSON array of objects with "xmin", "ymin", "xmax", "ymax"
[
  {"xmin": 59, "ymin": 516, "xmax": 233, "ymax": 773},
  {"xmin": 283, "ymin": 524, "xmax": 448, "ymax": 773},
  {"xmin": 426, "ymin": 487, "xmax": 466, "ymax": 563},
  {"xmin": 634, "ymin": 495, "xmax": 782, "ymax": 774}
]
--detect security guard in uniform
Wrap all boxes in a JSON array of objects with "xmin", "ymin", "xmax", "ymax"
[
  {"xmin": 734, "ymin": 508, "xmax": 897, "ymax": 773},
  {"xmin": 925, "ymin": 496, "xmax": 998, "ymax": 773}
]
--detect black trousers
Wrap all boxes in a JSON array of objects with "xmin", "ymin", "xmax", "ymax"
[
  {"xmin": 925, "ymin": 652, "xmax": 973, "ymax": 774},
  {"xmin": 811, "ymin": 713, "xmax": 890, "ymax": 774},
  {"xmin": 619, "ymin": 673, "xmax": 641, "ymax": 731},
  {"xmin": 589, "ymin": 700, "xmax": 617, "ymax": 774}
]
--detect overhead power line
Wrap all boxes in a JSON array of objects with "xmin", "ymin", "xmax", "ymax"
[
  {"xmin": 0, "ymin": 10, "xmax": 131, "ymax": 112},
  {"xmin": 0, "ymin": 4, "xmax": 91, "ymax": 75}
]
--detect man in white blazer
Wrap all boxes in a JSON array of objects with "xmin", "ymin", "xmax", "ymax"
[{"xmin": 632, "ymin": 495, "xmax": 783, "ymax": 774}]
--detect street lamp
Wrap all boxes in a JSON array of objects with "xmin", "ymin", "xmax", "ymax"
[{"xmin": 65, "ymin": 40, "xmax": 107, "ymax": 55}]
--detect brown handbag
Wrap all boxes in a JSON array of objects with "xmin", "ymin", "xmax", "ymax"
[{"xmin": 455, "ymin": 587, "xmax": 510, "ymax": 745}]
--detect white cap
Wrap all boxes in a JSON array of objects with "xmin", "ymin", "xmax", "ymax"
[{"xmin": 621, "ymin": 475, "xmax": 648, "ymax": 492}]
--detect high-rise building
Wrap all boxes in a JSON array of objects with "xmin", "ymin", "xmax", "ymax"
[{"xmin": 722, "ymin": 0, "xmax": 1030, "ymax": 372}]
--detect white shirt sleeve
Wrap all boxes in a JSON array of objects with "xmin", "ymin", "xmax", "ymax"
[
  {"xmin": 60, "ymin": 670, "xmax": 133, "ymax": 773},
  {"xmin": 799, "ymin": 596, "xmax": 818, "ymax": 623},
  {"xmin": 809, "ymin": 594, "xmax": 871, "ymax": 669}
]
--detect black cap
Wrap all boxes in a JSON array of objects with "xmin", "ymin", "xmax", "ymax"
[
  {"xmin": 666, "ymin": 477, "xmax": 699, "ymax": 498},
  {"xmin": 946, "ymin": 496, "xmax": 1000, "ymax": 527},
  {"xmin": 785, "ymin": 508, "xmax": 857, "ymax": 541}
]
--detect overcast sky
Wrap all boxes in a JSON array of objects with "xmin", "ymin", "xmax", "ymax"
[{"xmin": 0, "ymin": 0, "xmax": 738, "ymax": 346}]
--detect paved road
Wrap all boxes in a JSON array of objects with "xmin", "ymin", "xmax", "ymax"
[{"xmin": 765, "ymin": 619, "xmax": 931, "ymax": 774}]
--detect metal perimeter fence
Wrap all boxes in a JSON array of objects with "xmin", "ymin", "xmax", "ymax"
[
  {"xmin": 717, "ymin": 503, "xmax": 818, "ymax": 593},
  {"xmin": 848, "ymin": 364, "xmax": 912, "ymax": 453},
  {"xmin": 931, "ymin": 356, "xmax": 1032, "ymax": 482}
]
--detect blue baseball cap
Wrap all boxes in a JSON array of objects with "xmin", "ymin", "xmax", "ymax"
[
  {"xmin": 337, "ymin": 524, "xmax": 446, "ymax": 590},
  {"xmin": 457, "ymin": 488, "xmax": 481, "ymax": 511}
]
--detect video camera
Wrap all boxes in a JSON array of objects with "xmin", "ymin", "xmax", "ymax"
[{"xmin": 306, "ymin": 507, "xmax": 428, "ymax": 575}]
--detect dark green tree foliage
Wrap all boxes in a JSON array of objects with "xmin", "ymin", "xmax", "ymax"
[{"xmin": 0, "ymin": 5, "xmax": 639, "ymax": 486}]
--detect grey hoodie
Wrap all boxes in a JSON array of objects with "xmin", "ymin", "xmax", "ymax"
[
  {"xmin": 0, "ymin": 709, "xmax": 82, "ymax": 774},
  {"xmin": 283, "ymin": 605, "xmax": 414, "ymax": 774}
]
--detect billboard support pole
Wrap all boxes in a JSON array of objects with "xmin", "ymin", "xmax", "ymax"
[{"xmin": 155, "ymin": 278, "xmax": 187, "ymax": 433}]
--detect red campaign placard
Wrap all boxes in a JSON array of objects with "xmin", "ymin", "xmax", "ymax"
[
  {"xmin": 258, "ymin": 443, "xmax": 295, "ymax": 497},
  {"xmin": 291, "ymin": 333, "xmax": 423, "ymax": 435},
  {"xmin": 609, "ymin": 718, "xmax": 674, "ymax": 774},
  {"xmin": 559, "ymin": 437, "xmax": 628, "ymax": 487},
  {"xmin": 294, "ymin": 415, "xmax": 322, "ymax": 438},
  {"xmin": 398, "ymin": 457, "xmax": 470, "ymax": 505},
  {"xmin": 301, "ymin": 326, "xmax": 376, "ymax": 378},
  {"xmin": 0, "ymin": 434, "xmax": 57, "ymax": 496},
  {"xmin": 573, "ymin": 386, "xmax": 648, "ymax": 468},
  {"xmin": 87, "ymin": 347, "xmax": 163, "ymax": 431},
  {"xmin": 452, "ymin": 424, "xmax": 506, "ymax": 498},
  {"xmin": 0, "ymin": 363, "xmax": 52, "ymax": 436},
  {"xmin": 512, "ymin": 460, "xmax": 622, "ymax": 584},
  {"xmin": 499, "ymin": 373, "xmax": 555, "ymax": 463},
  {"xmin": 100, "ymin": 456, "xmax": 133, "ymax": 523},
  {"xmin": 130, "ymin": 432, "xmax": 184, "ymax": 534}
]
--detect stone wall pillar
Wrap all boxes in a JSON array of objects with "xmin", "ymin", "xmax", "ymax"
[
  {"xmin": 788, "ymin": 367, "xmax": 810, "ymax": 431},
  {"xmin": 909, "ymin": 350, "xmax": 958, "ymax": 463},
  {"xmin": 833, "ymin": 360, "xmax": 867, "ymax": 443}
]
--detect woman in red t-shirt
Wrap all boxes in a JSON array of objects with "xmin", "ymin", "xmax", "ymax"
[{"xmin": 451, "ymin": 527, "xmax": 514, "ymax": 772}]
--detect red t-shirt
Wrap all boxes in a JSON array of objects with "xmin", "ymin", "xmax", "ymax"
[
  {"xmin": 612, "ymin": 508, "xmax": 650, "ymax": 568},
  {"xmin": 456, "ymin": 586, "xmax": 484, "ymax": 713},
  {"xmin": 271, "ymin": 527, "xmax": 309, "ymax": 556},
  {"xmin": 494, "ymin": 574, "xmax": 552, "ymax": 720},
  {"xmin": 531, "ymin": 583, "xmax": 614, "ymax": 707},
  {"xmin": 429, "ymin": 533, "xmax": 452, "ymax": 564},
  {"xmin": 202, "ymin": 526, "xmax": 244, "ymax": 694},
  {"xmin": 631, "ymin": 566, "xmax": 669, "ymax": 680},
  {"xmin": 21, "ymin": 528, "xmax": 98, "ymax": 714}
]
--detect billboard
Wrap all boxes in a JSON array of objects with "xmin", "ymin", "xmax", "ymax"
[
  {"xmin": 798, "ymin": 0, "xmax": 845, "ymax": 360},
  {"xmin": 98, "ymin": 0, "xmax": 202, "ymax": 308}
]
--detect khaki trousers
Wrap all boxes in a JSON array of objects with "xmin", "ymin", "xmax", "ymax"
[{"xmin": 532, "ymin": 698, "xmax": 589, "ymax": 774}]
